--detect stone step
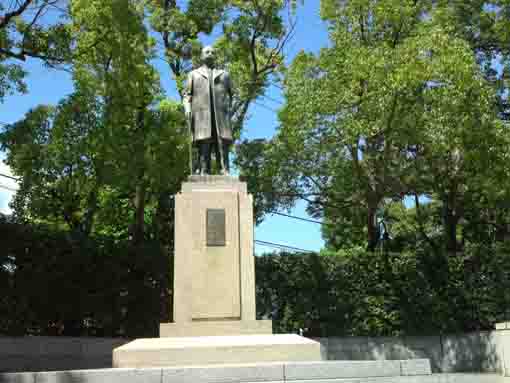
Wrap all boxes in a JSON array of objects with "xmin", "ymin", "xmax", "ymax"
[
  {"xmin": 0, "ymin": 359, "xmax": 434, "ymax": 383},
  {"xmin": 113, "ymin": 334, "xmax": 322, "ymax": 368}
]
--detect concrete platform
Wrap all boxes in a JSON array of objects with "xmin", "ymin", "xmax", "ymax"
[
  {"xmin": 160, "ymin": 320, "xmax": 272, "ymax": 337},
  {"xmin": 0, "ymin": 359, "xmax": 436, "ymax": 383},
  {"xmin": 113, "ymin": 334, "xmax": 322, "ymax": 368}
]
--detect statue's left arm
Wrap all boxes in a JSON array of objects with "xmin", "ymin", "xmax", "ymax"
[{"xmin": 225, "ymin": 71, "xmax": 233, "ymax": 117}]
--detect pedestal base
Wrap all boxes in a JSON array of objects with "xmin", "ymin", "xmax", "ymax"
[
  {"xmin": 113, "ymin": 334, "xmax": 322, "ymax": 368},
  {"xmin": 160, "ymin": 320, "xmax": 272, "ymax": 337}
]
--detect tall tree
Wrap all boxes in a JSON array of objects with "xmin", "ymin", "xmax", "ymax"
[
  {"xmin": 71, "ymin": 0, "xmax": 163, "ymax": 243},
  {"xmin": 0, "ymin": 93, "xmax": 104, "ymax": 232},
  {"xmin": 240, "ymin": 0, "xmax": 508, "ymax": 252}
]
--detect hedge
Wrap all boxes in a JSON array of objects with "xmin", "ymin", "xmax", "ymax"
[{"xmin": 2, "ymin": 222, "xmax": 509, "ymax": 337}]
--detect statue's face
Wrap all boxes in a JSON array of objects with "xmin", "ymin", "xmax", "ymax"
[{"xmin": 201, "ymin": 46, "xmax": 216, "ymax": 66}]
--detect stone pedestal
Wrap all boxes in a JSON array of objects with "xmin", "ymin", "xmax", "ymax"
[
  {"xmin": 161, "ymin": 175, "xmax": 271, "ymax": 336},
  {"xmin": 114, "ymin": 176, "xmax": 323, "ymax": 368}
]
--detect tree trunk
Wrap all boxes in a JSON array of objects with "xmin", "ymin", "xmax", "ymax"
[
  {"xmin": 126, "ymin": 107, "xmax": 147, "ymax": 337},
  {"xmin": 367, "ymin": 205, "xmax": 379, "ymax": 252},
  {"xmin": 81, "ymin": 186, "xmax": 99, "ymax": 236},
  {"xmin": 445, "ymin": 210, "xmax": 458, "ymax": 253},
  {"xmin": 132, "ymin": 106, "xmax": 146, "ymax": 245},
  {"xmin": 133, "ymin": 183, "xmax": 145, "ymax": 244},
  {"xmin": 443, "ymin": 194, "xmax": 459, "ymax": 253}
]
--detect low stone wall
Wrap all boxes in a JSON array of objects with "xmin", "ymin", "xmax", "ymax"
[
  {"xmin": 496, "ymin": 323, "xmax": 510, "ymax": 376},
  {"xmin": 1, "ymin": 328, "xmax": 509, "ymax": 374},
  {"xmin": 316, "ymin": 331, "xmax": 506, "ymax": 374},
  {"xmin": 0, "ymin": 336, "xmax": 128, "ymax": 373}
]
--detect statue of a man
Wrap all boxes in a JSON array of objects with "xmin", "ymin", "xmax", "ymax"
[{"xmin": 184, "ymin": 45, "xmax": 233, "ymax": 175}]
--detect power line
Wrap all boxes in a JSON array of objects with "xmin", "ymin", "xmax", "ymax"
[
  {"xmin": 261, "ymin": 94, "xmax": 284, "ymax": 105},
  {"xmin": 255, "ymin": 239, "xmax": 315, "ymax": 253},
  {"xmin": 269, "ymin": 210, "xmax": 323, "ymax": 225},
  {"xmin": 0, "ymin": 173, "xmax": 19, "ymax": 182},
  {"xmin": 253, "ymin": 101, "xmax": 278, "ymax": 113},
  {"xmin": 268, "ymin": 209, "xmax": 365, "ymax": 233},
  {"xmin": 270, "ymin": 81, "xmax": 285, "ymax": 91}
]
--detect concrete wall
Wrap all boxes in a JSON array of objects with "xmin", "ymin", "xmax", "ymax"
[
  {"xmin": 0, "ymin": 329, "xmax": 509, "ymax": 374},
  {"xmin": 317, "ymin": 331, "xmax": 506, "ymax": 374},
  {"xmin": 0, "ymin": 336, "xmax": 129, "ymax": 373},
  {"xmin": 495, "ymin": 323, "xmax": 510, "ymax": 376}
]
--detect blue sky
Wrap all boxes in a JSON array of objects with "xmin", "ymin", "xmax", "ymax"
[{"xmin": 0, "ymin": 1, "xmax": 329, "ymax": 253}]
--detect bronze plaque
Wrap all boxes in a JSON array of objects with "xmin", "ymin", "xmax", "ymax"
[{"xmin": 206, "ymin": 209, "xmax": 226, "ymax": 246}]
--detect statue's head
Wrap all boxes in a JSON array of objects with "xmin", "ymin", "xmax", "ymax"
[{"xmin": 201, "ymin": 45, "xmax": 216, "ymax": 66}]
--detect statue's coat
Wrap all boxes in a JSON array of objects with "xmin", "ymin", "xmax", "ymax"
[{"xmin": 184, "ymin": 65, "xmax": 233, "ymax": 142}]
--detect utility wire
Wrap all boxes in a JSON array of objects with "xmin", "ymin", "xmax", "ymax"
[
  {"xmin": 270, "ymin": 81, "xmax": 285, "ymax": 91},
  {"xmin": 255, "ymin": 212, "xmax": 326, "ymax": 254},
  {"xmin": 269, "ymin": 210, "xmax": 323, "ymax": 225},
  {"xmin": 261, "ymin": 94, "xmax": 284, "ymax": 105},
  {"xmin": 253, "ymin": 101, "xmax": 278, "ymax": 113},
  {"xmin": 0, "ymin": 173, "xmax": 19, "ymax": 182},
  {"xmin": 268, "ymin": 209, "xmax": 365, "ymax": 234},
  {"xmin": 255, "ymin": 239, "xmax": 315, "ymax": 253}
]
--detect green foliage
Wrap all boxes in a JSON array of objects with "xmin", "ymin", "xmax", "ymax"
[
  {"xmin": 71, "ymin": 0, "xmax": 160, "ymax": 128},
  {"xmin": 1, "ymin": 95, "xmax": 102, "ymax": 228},
  {"xmin": 0, "ymin": 0, "xmax": 73, "ymax": 99},
  {"xmin": 0, "ymin": 62, "xmax": 26, "ymax": 102},
  {"xmin": 0, "ymin": 222, "xmax": 170, "ymax": 337},
  {"xmin": 235, "ymin": 138, "xmax": 297, "ymax": 223},
  {"xmin": 256, "ymin": 247, "xmax": 510, "ymax": 336},
  {"xmin": 0, "ymin": 94, "xmax": 188, "ymax": 240},
  {"xmin": 239, "ymin": 0, "xmax": 510, "ymax": 253},
  {"xmin": 3, "ymin": 221, "xmax": 508, "ymax": 338}
]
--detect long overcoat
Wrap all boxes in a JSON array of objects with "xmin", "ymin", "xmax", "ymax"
[{"xmin": 184, "ymin": 65, "xmax": 233, "ymax": 142}]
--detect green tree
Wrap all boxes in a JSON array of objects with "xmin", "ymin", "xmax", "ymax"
[
  {"xmin": 435, "ymin": 1, "xmax": 510, "ymax": 120},
  {"xmin": 240, "ymin": 0, "xmax": 508, "ymax": 252},
  {"xmin": 71, "ymin": 0, "xmax": 166, "ymax": 245},
  {"xmin": 1, "ymin": 94, "xmax": 102, "ymax": 232},
  {"xmin": 0, "ymin": 0, "xmax": 72, "ymax": 101}
]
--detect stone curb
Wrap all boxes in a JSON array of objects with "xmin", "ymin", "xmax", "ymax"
[{"xmin": 0, "ymin": 360, "xmax": 433, "ymax": 383}]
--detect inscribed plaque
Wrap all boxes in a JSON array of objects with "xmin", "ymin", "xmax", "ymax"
[{"xmin": 207, "ymin": 209, "xmax": 226, "ymax": 246}]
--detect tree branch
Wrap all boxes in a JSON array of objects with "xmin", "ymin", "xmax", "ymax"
[
  {"xmin": 0, "ymin": 47, "xmax": 27, "ymax": 61},
  {"xmin": 0, "ymin": 0, "xmax": 34, "ymax": 30}
]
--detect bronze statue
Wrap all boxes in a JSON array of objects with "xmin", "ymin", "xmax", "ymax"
[{"xmin": 184, "ymin": 46, "xmax": 233, "ymax": 175}]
